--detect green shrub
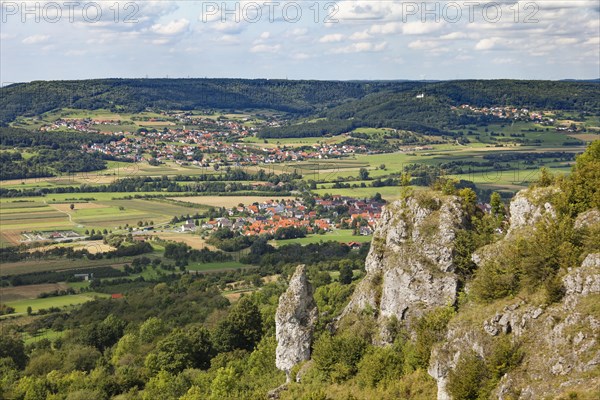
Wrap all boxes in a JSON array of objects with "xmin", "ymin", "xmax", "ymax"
[
  {"xmin": 413, "ymin": 306, "xmax": 455, "ymax": 368},
  {"xmin": 447, "ymin": 350, "xmax": 488, "ymax": 400},
  {"xmin": 312, "ymin": 333, "xmax": 368, "ymax": 383},
  {"xmin": 356, "ymin": 346, "xmax": 404, "ymax": 388}
]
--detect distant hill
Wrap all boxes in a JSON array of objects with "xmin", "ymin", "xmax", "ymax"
[
  {"xmin": 0, "ymin": 79, "xmax": 396, "ymax": 126},
  {"xmin": 1, "ymin": 79, "xmax": 598, "ymax": 137}
]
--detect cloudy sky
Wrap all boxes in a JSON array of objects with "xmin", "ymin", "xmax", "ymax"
[{"xmin": 1, "ymin": 0, "xmax": 599, "ymax": 82}]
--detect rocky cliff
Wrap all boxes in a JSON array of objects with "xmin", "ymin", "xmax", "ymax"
[
  {"xmin": 428, "ymin": 188, "xmax": 600, "ymax": 400},
  {"xmin": 342, "ymin": 192, "xmax": 467, "ymax": 341},
  {"xmin": 275, "ymin": 265, "xmax": 318, "ymax": 382}
]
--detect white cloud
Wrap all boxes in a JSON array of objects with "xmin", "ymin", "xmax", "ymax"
[
  {"xmin": 291, "ymin": 52, "xmax": 311, "ymax": 60},
  {"xmin": 151, "ymin": 38, "xmax": 171, "ymax": 45},
  {"xmin": 0, "ymin": 33, "xmax": 17, "ymax": 41},
  {"xmin": 336, "ymin": 1, "xmax": 391, "ymax": 21},
  {"xmin": 334, "ymin": 41, "xmax": 387, "ymax": 54},
  {"xmin": 290, "ymin": 28, "xmax": 308, "ymax": 36},
  {"xmin": 440, "ymin": 32, "xmax": 468, "ymax": 40},
  {"xmin": 260, "ymin": 32, "xmax": 271, "ymax": 40},
  {"xmin": 65, "ymin": 50, "xmax": 87, "ymax": 56},
  {"xmin": 369, "ymin": 22, "xmax": 402, "ymax": 35},
  {"xmin": 151, "ymin": 19, "xmax": 190, "ymax": 35},
  {"xmin": 475, "ymin": 38, "xmax": 500, "ymax": 50},
  {"xmin": 492, "ymin": 57, "xmax": 516, "ymax": 64},
  {"xmin": 555, "ymin": 38, "xmax": 579, "ymax": 45},
  {"xmin": 219, "ymin": 35, "xmax": 241, "ymax": 45},
  {"xmin": 212, "ymin": 20, "xmax": 247, "ymax": 35},
  {"xmin": 349, "ymin": 30, "xmax": 371, "ymax": 40},
  {"xmin": 402, "ymin": 22, "xmax": 443, "ymax": 35},
  {"xmin": 408, "ymin": 40, "xmax": 439, "ymax": 50},
  {"xmin": 319, "ymin": 34, "xmax": 345, "ymax": 43},
  {"xmin": 250, "ymin": 44, "xmax": 281, "ymax": 53},
  {"xmin": 22, "ymin": 35, "xmax": 50, "ymax": 44}
]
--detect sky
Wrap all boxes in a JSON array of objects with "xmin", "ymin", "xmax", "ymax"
[{"xmin": 0, "ymin": 0, "xmax": 599, "ymax": 83}]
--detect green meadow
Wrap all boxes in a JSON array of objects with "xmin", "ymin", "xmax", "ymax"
[{"xmin": 5, "ymin": 292, "xmax": 111, "ymax": 314}]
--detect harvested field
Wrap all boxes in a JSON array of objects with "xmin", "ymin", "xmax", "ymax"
[
  {"xmin": 149, "ymin": 233, "xmax": 216, "ymax": 250},
  {"xmin": 172, "ymin": 196, "xmax": 295, "ymax": 208},
  {"xmin": 0, "ymin": 283, "xmax": 70, "ymax": 302},
  {"xmin": 1, "ymin": 231, "xmax": 23, "ymax": 245},
  {"xmin": 223, "ymin": 290, "xmax": 254, "ymax": 303},
  {"xmin": 27, "ymin": 240, "xmax": 115, "ymax": 255},
  {"xmin": 50, "ymin": 202, "xmax": 106, "ymax": 212}
]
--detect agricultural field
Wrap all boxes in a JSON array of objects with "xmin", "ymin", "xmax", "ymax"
[
  {"xmin": 4, "ymin": 292, "xmax": 110, "ymax": 314},
  {"xmin": 272, "ymin": 229, "xmax": 372, "ymax": 246},
  {"xmin": 243, "ymin": 134, "xmax": 347, "ymax": 148},
  {"xmin": 171, "ymin": 195, "xmax": 295, "ymax": 208},
  {"xmin": 0, "ymin": 255, "xmax": 144, "ymax": 276},
  {"xmin": 146, "ymin": 232, "xmax": 215, "ymax": 250},
  {"xmin": 186, "ymin": 261, "xmax": 247, "ymax": 273},
  {"xmin": 0, "ymin": 196, "xmax": 205, "ymax": 245},
  {"xmin": 0, "ymin": 283, "xmax": 71, "ymax": 302}
]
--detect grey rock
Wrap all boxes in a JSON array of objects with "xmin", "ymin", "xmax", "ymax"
[
  {"xmin": 342, "ymin": 193, "xmax": 466, "ymax": 339},
  {"xmin": 275, "ymin": 265, "xmax": 318, "ymax": 382},
  {"xmin": 574, "ymin": 208, "xmax": 600, "ymax": 230},
  {"xmin": 507, "ymin": 187, "xmax": 558, "ymax": 236}
]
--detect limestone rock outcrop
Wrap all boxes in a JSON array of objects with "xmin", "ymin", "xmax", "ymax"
[
  {"xmin": 342, "ymin": 193, "xmax": 466, "ymax": 340},
  {"xmin": 506, "ymin": 187, "xmax": 557, "ymax": 236},
  {"xmin": 428, "ymin": 187, "xmax": 600, "ymax": 399},
  {"xmin": 275, "ymin": 265, "xmax": 318, "ymax": 381},
  {"xmin": 429, "ymin": 252, "xmax": 600, "ymax": 400}
]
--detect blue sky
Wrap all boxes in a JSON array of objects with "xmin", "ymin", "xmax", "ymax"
[{"xmin": 1, "ymin": 1, "xmax": 599, "ymax": 83}]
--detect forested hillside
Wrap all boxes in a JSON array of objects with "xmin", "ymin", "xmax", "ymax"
[
  {"xmin": 0, "ymin": 79, "xmax": 392, "ymax": 125},
  {"xmin": 2, "ymin": 79, "xmax": 598, "ymax": 137}
]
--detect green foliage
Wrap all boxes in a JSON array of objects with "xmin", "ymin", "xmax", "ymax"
[
  {"xmin": 0, "ymin": 332, "xmax": 27, "ymax": 369},
  {"xmin": 138, "ymin": 317, "xmax": 168, "ymax": 342},
  {"xmin": 458, "ymin": 188, "xmax": 478, "ymax": 216},
  {"xmin": 212, "ymin": 297, "xmax": 262, "ymax": 352},
  {"xmin": 358, "ymin": 168, "xmax": 370, "ymax": 181},
  {"xmin": 79, "ymin": 314, "xmax": 126, "ymax": 351},
  {"xmin": 145, "ymin": 330, "xmax": 196, "ymax": 374},
  {"xmin": 446, "ymin": 350, "xmax": 489, "ymax": 400},
  {"xmin": 355, "ymin": 346, "xmax": 404, "ymax": 388},
  {"xmin": 413, "ymin": 306, "xmax": 455, "ymax": 368},
  {"xmin": 142, "ymin": 370, "xmax": 190, "ymax": 400},
  {"xmin": 338, "ymin": 261, "xmax": 353, "ymax": 285},
  {"xmin": 312, "ymin": 333, "xmax": 368, "ymax": 383},
  {"xmin": 472, "ymin": 215, "xmax": 579, "ymax": 303},
  {"xmin": 447, "ymin": 337, "xmax": 523, "ymax": 400},
  {"xmin": 24, "ymin": 352, "xmax": 62, "ymax": 376},
  {"xmin": 471, "ymin": 259, "xmax": 519, "ymax": 302},
  {"xmin": 209, "ymin": 366, "xmax": 238, "ymax": 400},
  {"xmin": 259, "ymin": 119, "xmax": 357, "ymax": 139},
  {"xmin": 536, "ymin": 167, "xmax": 555, "ymax": 188},
  {"xmin": 13, "ymin": 375, "xmax": 50, "ymax": 400},
  {"xmin": 62, "ymin": 345, "xmax": 101, "ymax": 373},
  {"xmin": 564, "ymin": 140, "xmax": 600, "ymax": 214},
  {"xmin": 490, "ymin": 192, "xmax": 506, "ymax": 219},
  {"xmin": 314, "ymin": 282, "xmax": 355, "ymax": 327}
]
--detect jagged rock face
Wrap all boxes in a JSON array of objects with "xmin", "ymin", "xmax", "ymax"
[
  {"xmin": 574, "ymin": 208, "xmax": 600, "ymax": 230},
  {"xmin": 343, "ymin": 194, "xmax": 466, "ymax": 337},
  {"xmin": 472, "ymin": 187, "xmax": 559, "ymax": 268},
  {"xmin": 275, "ymin": 265, "xmax": 318, "ymax": 380},
  {"xmin": 506, "ymin": 187, "xmax": 558, "ymax": 236},
  {"xmin": 430, "ymin": 253, "xmax": 600, "ymax": 400},
  {"xmin": 563, "ymin": 253, "xmax": 600, "ymax": 306},
  {"xmin": 429, "ymin": 188, "xmax": 600, "ymax": 399}
]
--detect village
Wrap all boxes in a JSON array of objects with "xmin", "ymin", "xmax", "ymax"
[
  {"xmin": 453, "ymin": 104, "xmax": 552, "ymax": 124},
  {"xmin": 40, "ymin": 115, "xmax": 375, "ymax": 167},
  {"xmin": 174, "ymin": 195, "xmax": 385, "ymax": 238}
]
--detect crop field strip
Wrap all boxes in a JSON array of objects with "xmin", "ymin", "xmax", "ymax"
[{"xmin": 4, "ymin": 292, "xmax": 111, "ymax": 314}]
